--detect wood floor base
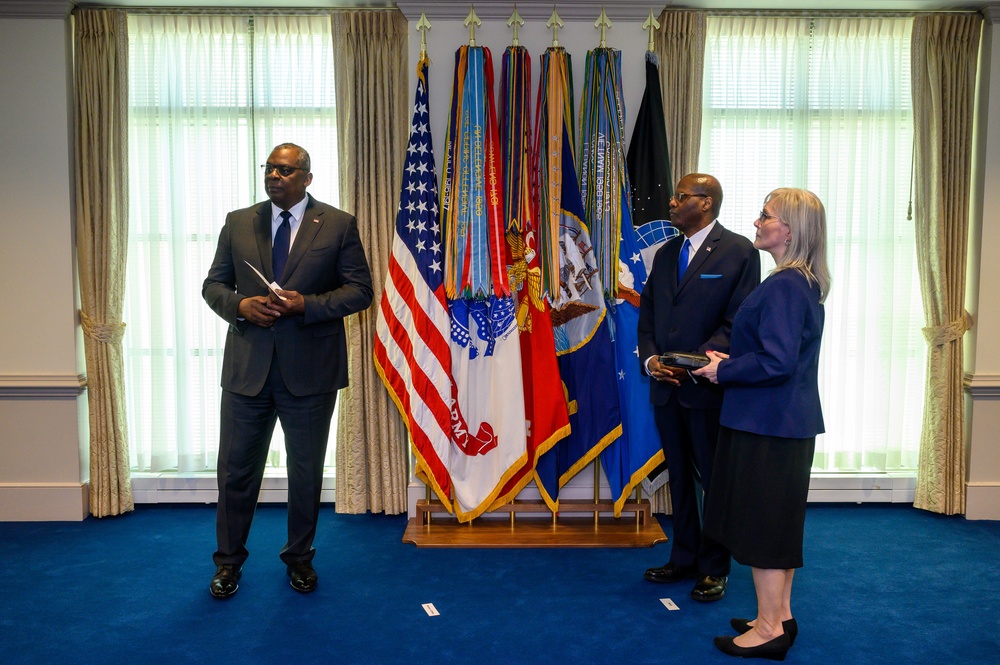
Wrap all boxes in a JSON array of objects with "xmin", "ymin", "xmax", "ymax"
[{"xmin": 402, "ymin": 514, "xmax": 668, "ymax": 548}]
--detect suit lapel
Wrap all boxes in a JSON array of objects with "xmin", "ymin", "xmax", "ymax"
[
  {"xmin": 281, "ymin": 195, "xmax": 325, "ymax": 284},
  {"xmin": 252, "ymin": 202, "xmax": 275, "ymax": 280}
]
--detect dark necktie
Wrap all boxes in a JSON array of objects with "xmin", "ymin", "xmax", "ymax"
[
  {"xmin": 272, "ymin": 210, "xmax": 291, "ymax": 283},
  {"xmin": 678, "ymin": 238, "xmax": 692, "ymax": 282}
]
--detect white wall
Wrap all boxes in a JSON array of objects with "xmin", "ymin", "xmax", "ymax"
[
  {"xmin": 966, "ymin": 7, "xmax": 1000, "ymax": 520},
  {"xmin": 0, "ymin": 15, "xmax": 89, "ymax": 520}
]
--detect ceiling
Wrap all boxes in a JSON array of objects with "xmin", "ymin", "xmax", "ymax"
[{"xmin": 2, "ymin": 0, "xmax": 992, "ymax": 20}]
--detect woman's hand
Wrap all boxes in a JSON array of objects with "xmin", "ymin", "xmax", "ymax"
[{"xmin": 693, "ymin": 349, "xmax": 729, "ymax": 384}]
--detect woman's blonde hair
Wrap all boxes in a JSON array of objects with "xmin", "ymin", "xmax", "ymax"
[{"xmin": 765, "ymin": 188, "xmax": 831, "ymax": 302}]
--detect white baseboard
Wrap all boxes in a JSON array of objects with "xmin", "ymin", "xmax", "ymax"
[
  {"xmin": 405, "ymin": 465, "xmax": 918, "ymax": 519},
  {"xmin": 131, "ymin": 472, "xmax": 337, "ymax": 505},
  {"xmin": 0, "ymin": 482, "xmax": 89, "ymax": 521},
  {"xmin": 129, "ymin": 469, "xmax": 919, "ymax": 518},
  {"xmin": 966, "ymin": 482, "xmax": 1000, "ymax": 520}
]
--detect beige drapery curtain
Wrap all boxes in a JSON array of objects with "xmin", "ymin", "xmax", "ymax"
[
  {"xmin": 331, "ymin": 9, "xmax": 410, "ymax": 514},
  {"xmin": 647, "ymin": 10, "xmax": 707, "ymax": 514},
  {"xmin": 911, "ymin": 13, "xmax": 982, "ymax": 515},
  {"xmin": 655, "ymin": 10, "xmax": 707, "ymax": 183},
  {"xmin": 74, "ymin": 9, "xmax": 133, "ymax": 517}
]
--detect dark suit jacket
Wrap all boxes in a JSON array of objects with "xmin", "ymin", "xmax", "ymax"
[
  {"xmin": 637, "ymin": 222, "xmax": 760, "ymax": 409},
  {"xmin": 718, "ymin": 269, "xmax": 825, "ymax": 439},
  {"xmin": 202, "ymin": 195, "xmax": 374, "ymax": 397}
]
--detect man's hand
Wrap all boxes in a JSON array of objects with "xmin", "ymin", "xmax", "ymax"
[
  {"xmin": 238, "ymin": 296, "xmax": 281, "ymax": 327},
  {"xmin": 270, "ymin": 290, "xmax": 306, "ymax": 316},
  {"xmin": 648, "ymin": 355, "xmax": 686, "ymax": 386}
]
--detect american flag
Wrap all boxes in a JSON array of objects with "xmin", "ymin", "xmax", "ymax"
[{"xmin": 374, "ymin": 59, "xmax": 456, "ymax": 509}]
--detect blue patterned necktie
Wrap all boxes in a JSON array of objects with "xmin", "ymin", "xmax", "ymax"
[
  {"xmin": 677, "ymin": 238, "xmax": 692, "ymax": 282},
  {"xmin": 272, "ymin": 210, "xmax": 291, "ymax": 283}
]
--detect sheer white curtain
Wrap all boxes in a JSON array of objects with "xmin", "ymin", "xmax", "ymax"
[
  {"xmin": 125, "ymin": 14, "xmax": 339, "ymax": 473},
  {"xmin": 700, "ymin": 16, "xmax": 924, "ymax": 473}
]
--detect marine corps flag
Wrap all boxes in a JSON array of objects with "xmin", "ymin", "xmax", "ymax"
[
  {"xmin": 580, "ymin": 47, "xmax": 663, "ymax": 516},
  {"xmin": 490, "ymin": 44, "xmax": 570, "ymax": 509},
  {"xmin": 533, "ymin": 47, "xmax": 622, "ymax": 511}
]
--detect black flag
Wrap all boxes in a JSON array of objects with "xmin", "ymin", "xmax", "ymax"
[{"xmin": 627, "ymin": 52, "xmax": 673, "ymax": 226}]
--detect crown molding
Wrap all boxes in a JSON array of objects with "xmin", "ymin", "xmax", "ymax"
[
  {"xmin": 394, "ymin": 1, "xmax": 673, "ymax": 21},
  {"xmin": 0, "ymin": 0, "xmax": 74, "ymax": 18}
]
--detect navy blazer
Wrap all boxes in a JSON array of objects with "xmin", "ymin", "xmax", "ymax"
[
  {"xmin": 638, "ymin": 222, "xmax": 761, "ymax": 409},
  {"xmin": 202, "ymin": 195, "xmax": 374, "ymax": 397},
  {"xmin": 718, "ymin": 269, "xmax": 825, "ymax": 439}
]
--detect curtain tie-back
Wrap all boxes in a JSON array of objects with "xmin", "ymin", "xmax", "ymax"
[
  {"xmin": 922, "ymin": 310, "xmax": 973, "ymax": 347},
  {"xmin": 80, "ymin": 309, "xmax": 126, "ymax": 344}
]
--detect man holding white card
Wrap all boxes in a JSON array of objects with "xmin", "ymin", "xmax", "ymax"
[{"xmin": 203, "ymin": 143, "xmax": 373, "ymax": 599}]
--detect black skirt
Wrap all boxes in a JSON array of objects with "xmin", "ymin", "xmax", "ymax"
[{"xmin": 703, "ymin": 426, "xmax": 815, "ymax": 569}]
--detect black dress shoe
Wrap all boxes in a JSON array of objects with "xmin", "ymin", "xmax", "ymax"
[
  {"xmin": 287, "ymin": 561, "xmax": 318, "ymax": 593},
  {"xmin": 731, "ymin": 618, "xmax": 798, "ymax": 646},
  {"xmin": 643, "ymin": 562, "xmax": 698, "ymax": 584},
  {"xmin": 691, "ymin": 575, "xmax": 727, "ymax": 602},
  {"xmin": 713, "ymin": 633, "xmax": 791, "ymax": 661},
  {"xmin": 209, "ymin": 563, "xmax": 242, "ymax": 599}
]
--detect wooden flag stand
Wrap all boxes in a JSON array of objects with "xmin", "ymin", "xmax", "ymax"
[{"xmin": 402, "ymin": 466, "xmax": 668, "ymax": 548}]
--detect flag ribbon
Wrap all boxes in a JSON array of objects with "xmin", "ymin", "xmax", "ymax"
[
  {"xmin": 580, "ymin": 48, "xmax": 630, "ymax": 299},
  {"xmin": 443, "ymin": 45, "xmax": 508, "ymax": 300},
  {"xmin": 534, "ymin": 47, "xmax": 576, "ymax": 306}
]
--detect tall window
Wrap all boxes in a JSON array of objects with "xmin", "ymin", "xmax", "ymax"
[
  {"xmin": 125, "ymin": 14, "xmax": 339, "ymax": 472},
  {"xmin": 700, "ymin": 16, "xmax": 923, "ymax": 472}
]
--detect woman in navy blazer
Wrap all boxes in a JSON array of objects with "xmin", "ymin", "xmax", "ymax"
[{"xmin": 695, "ymin": 188, "xmax": 830, "ymax": 661}]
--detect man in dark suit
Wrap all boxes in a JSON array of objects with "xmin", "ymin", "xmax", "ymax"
[
  {"xmin": 203, "ymin": 143, "xmax": 373, "ymax": 598},
  {"xmin": 637, "ymin": 173, "xmax": 760, "ymax": 602}
]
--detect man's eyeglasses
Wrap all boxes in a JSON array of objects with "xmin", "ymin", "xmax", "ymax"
[
  {"xmin": 261, "ymin": 163, "xmax": 306, "ymax": 177},
  {"xmin": 673, "ymin": 192, "xmax": 708, "ymax": 203}
]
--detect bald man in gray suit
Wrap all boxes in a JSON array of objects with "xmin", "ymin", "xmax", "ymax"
[{"xmin": 203, "ymin": 143, "xmax": 373, "ymax": 598}]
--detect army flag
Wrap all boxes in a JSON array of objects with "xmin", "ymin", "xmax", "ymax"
[
  {"xmin": 489, "ymin": 44, "xmax": 570, "ymax": 509},
  {"xmin": 440, "ymin": 45, "xmax": 528, "ymax": 520}
]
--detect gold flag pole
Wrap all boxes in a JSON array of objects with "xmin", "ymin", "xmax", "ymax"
[
  {"xmin": 643, "ymin": 8, "xmax": 659, "ymax": 53},
  {"xmin": 465, "ymin": 5, "xmax": 481, "ymax": 46},
  {"xmin": 595, "ymin": 6, "xmax": 612, "ymax": 48},
  {"xmin": 546, "ymin": 8, "xmax": 564, "ymax": 48},
  {"xmin": 507, "ymin": 5, "xmax": 524, "ymax": 47},
  {"xmin": 594, "ymin": 462, "xmax": 600, "ymax": 527},
  {"xmin": 416, "ymin": 12, "xmax": 431, "ymax": 60}
]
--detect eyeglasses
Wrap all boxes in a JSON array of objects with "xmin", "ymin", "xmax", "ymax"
[
  {"xmin": 758, "ymin": 210, "xmax": 782, "ymax": 225},
  {"xmin": 260, "ymin": 163, "xmax": 306, "ymax": 177},
  {"xmin": 673, "ymin": 192, "xmax": 708, "ymax": 203}
]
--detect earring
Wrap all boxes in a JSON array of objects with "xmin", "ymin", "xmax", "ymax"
[{"xmin": 784, "ymin": 238, "xmax": 791, "ymax": 246}]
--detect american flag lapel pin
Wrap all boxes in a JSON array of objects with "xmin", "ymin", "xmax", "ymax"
[{"xmin": 312, "ymin": 218, "xmax": 319, "ymax": 223}]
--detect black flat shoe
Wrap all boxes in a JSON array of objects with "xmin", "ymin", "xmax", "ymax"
[
  {"xmin": 643, "ymin": 562, "xmax": 698, "ymax": 584},
  {"xmin": 691, "ymin": 575, "xmax": 727, "ymax": 602},
  {"xmin": 731, "ymin": 618, "xmax": 798, "ymax": 646},
  {"xmin": 714, "ymin": 633, "xmax": 791, "ymax": 661},
  {"xmin": 209, "ymin": 563, "xmax": 242, "ymax": 599},
  {"xmin": 287, "ymin": 561, "xmax": 318, "ymax": 593}
]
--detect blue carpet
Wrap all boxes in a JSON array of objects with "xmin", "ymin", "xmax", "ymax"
[{"xmin": 0, "ymin": 503, "xmax": 997, "ymax": 664}]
